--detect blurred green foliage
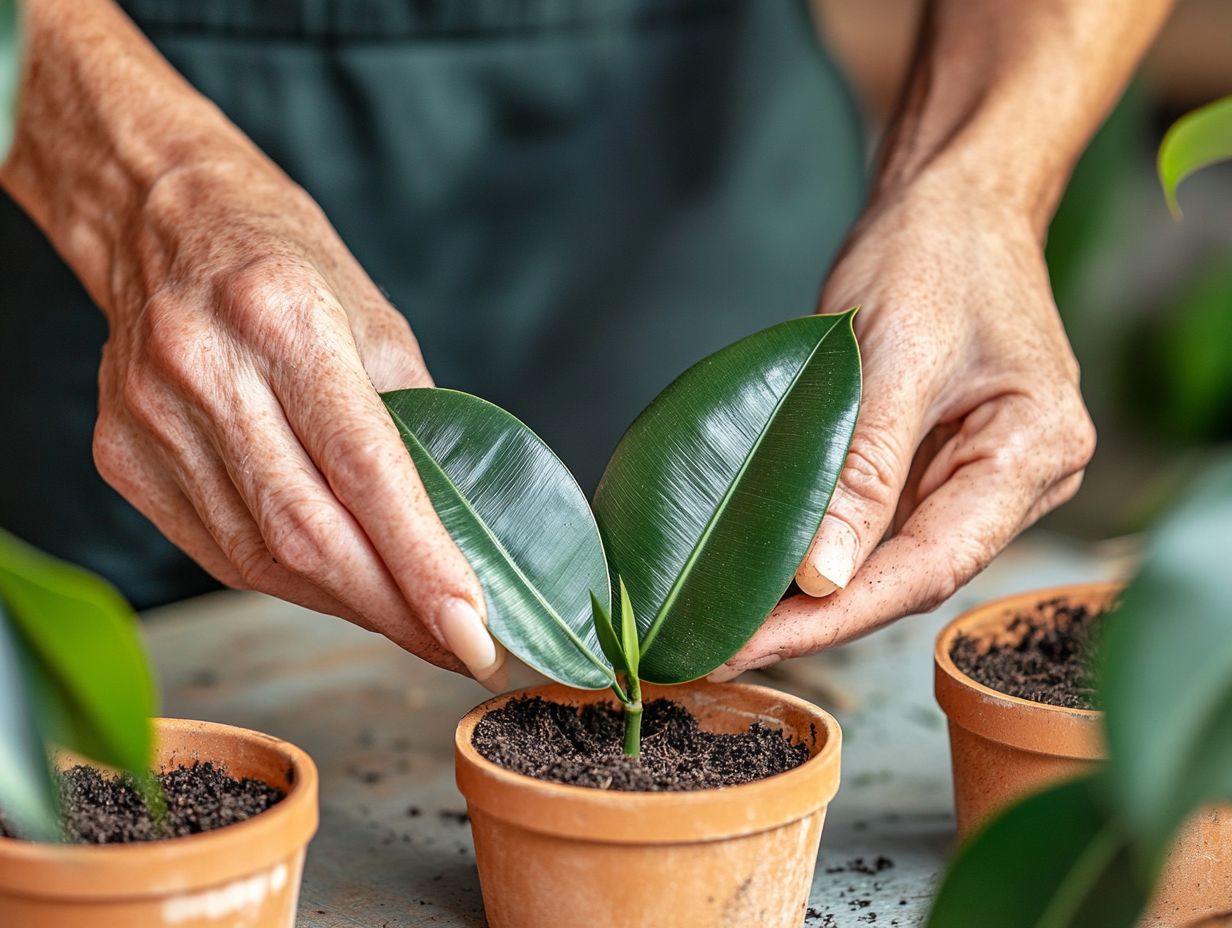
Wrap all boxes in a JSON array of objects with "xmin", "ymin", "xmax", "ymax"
[
  {"xmin": 0, "ymin": 530, "xmax": 157, "ymax": 840},
  {"xmin": 928, "ymin": 457, "xmax": 1232, "ymax": 927}
]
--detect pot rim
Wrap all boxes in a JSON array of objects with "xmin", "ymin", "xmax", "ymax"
[
  {"xmin": 934, "ymin": 582, "xmax": 1121, "ymax": 759},
  {"xmin": 0, "ymin": 717, "xmax": 319, "ymax": 898},
  {"xmin": 455, "ymin": 680, "xmax": 841, "ymax": 845}
]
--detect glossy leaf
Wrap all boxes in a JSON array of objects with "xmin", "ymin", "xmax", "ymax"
[
  {"xmin": 382, "ymin": 389, "xmax": 613, "ymax": 689},
  {"xmin": 1158, "ymin": 94, "xmax": 1232, "ymax": 219},
  {"xmin": 0, "ymin": 602, "xmax": 57, "ymax": 840},
  {"xmin": 927, "ymin": 775, "xmax": 1150, "ymax": 928},
  {"xmin": 0, "ymin": 0, "xmax": 17, "ymax": 163},
  {"xmin": 617, "ymin": 577, "xmax": 639, "ymax": 681},
  {"xmin": 590, "ymin": 592, "xmax": 626, "ymax": 678},
  {"xmin": 1100, "ymin": 457, "xmax": 1232, "ymax": 860},
  {"xmin": 0, "ymin": 530, "xmax": 156, "ymax": 780},
  {"xmin": 593, "ymin": 311, "xmax": 861, "ymax": 683}
]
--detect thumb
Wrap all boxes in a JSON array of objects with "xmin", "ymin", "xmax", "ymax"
[{"xmin": 796, "ymin": 385, "xmax": 921, "ymax": 597}]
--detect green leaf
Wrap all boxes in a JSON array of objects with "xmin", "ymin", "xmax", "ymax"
[
  {"xmin": 590, "ymin": 592, "xmax": 626, "ymax": 677},
  {"xmin": 382, "ymin": 389, "xmax": 613, "ymax": 690},
  {"xmin": 592, "ymin": 311, "xmax": 861, "ymax": 683},
  {"xmin": 617, "ymin": 577, "xmax": 639, "ymax": 681},
  {"xmin": 1158, "ymin": 94, "xmax": 1232, "ymax": 220},
  {"xmin": 1100, "ymin": 456, "xmax": 1232, "ymax": 861},
  {"xmin": 0, "ymin": 0, "xmax": 18, "ymax": 163},
  {"xmin": 927, "ymin": 775, "xmax": 1150, "ymax": 928},
  {"xmin": 0, "ymin": 603, "xmax": 57, "ymax": 841},
  {"xmin": 0, "ymin": 530, "xmax": 156, "ymax": 778}
]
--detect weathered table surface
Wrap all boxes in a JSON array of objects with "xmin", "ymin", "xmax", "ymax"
[{"xmin": 145, "ymin": 532, "xmax": 1129, "ymax": 928}]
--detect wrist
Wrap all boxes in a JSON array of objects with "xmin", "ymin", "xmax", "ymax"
[
  {"xmin": 861, "ymin": 165, "xmax": 1047, "ymax": 249},
  {"xmin": 0, "ymin": 0, "xmax": 265, "ymax": 314}
]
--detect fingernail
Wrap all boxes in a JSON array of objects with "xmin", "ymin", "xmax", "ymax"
[
  {"xmin": 437, "ymin": 598, "xmax": 501, "ymax": 680},
  {"xmin": 478, "ymin": 647, "xmax": 510, "ymax": 693},
  {"xmin": 706, "ymin": 664, "xmax": 743, "ymax": 683},
  {"xmin": 798, "ymin": 516, "xmax": 858, "ymax": 597},
  {"xmin": 707, "ymin": 653, "xmax": 782, "ymax": 683}
]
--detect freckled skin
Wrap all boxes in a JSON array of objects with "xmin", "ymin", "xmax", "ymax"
[
  {"xmin": 1, "ymin": 0, "xmax": 1171, "ymax": 678},
  {"xmin": 2, "ymin": 0, "xmax": 486, "ymax": 674},
  {"xmin": 729, "ymin": 0, "xmax": 1172, "ymax": 674}
]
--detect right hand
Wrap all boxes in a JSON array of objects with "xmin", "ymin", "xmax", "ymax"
[{"xmin": 92, "ymin": 156, "xmax": 504, "ymax": 683}]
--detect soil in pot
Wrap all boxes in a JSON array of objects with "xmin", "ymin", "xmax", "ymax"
[
  {"xmin": 472, "ymin": 696, "xmax": 809, "ymax": 791},
  {"xmin": 950, "ymin": 598, "xmax": 1104, "ymax": 709},
  {"xmin": 0, "ymin": 761, "xmax": 284, "ymax": 844}
]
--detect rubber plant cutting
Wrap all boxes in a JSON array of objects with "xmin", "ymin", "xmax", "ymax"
[{"xmin": 382, "ymin": 310, "xmax": 861, "ymax": 928}]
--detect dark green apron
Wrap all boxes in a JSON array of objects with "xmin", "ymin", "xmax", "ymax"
[{"xmin": 0, "ymin": 0, "xmax": 865, "ymax": 608}]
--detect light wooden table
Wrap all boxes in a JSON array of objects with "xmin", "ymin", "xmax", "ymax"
[{"xmin": 145, "ymin": 532, "xmax": 1127, "ymax": 928}]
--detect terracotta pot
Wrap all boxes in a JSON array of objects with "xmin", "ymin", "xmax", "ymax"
[
  {"xmin": 455, "ymin": 680, "xmax": 841, "ymax": 928},
  {"xmin": 935, "ymin": 583, "xmax": 1232, "ymax": 928},
  {"xmin": 0, "ymin": 718, "xmax": 318, "ymax": 928}
]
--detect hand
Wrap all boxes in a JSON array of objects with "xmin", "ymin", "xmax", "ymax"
[
  {"xmin": 91, "ymin": 157, "xmax": 503, "ymax": 682},
  {"xmin": 714, "ymin": 178, "xmax": 1096, "ymax": 677}
]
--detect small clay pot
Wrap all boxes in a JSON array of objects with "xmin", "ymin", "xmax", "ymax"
[
  {"xmin": 935, "ymin": 583, "xmax": 1232, "ymax": 928},
  {"xmin": 455, "ymin": 680, "xmax": 841, "ymax": 928},
  {"xmin": 0, "ymin": 718, "xmax": 318, "ymax": 928}
]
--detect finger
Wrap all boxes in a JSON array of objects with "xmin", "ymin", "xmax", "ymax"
[
  {"xmin": 795, "ymin": 363, "xmax": 927, "ymax": 597},
  {"xmin": 202, "ymin": 380, "xmax": 482, "ymax": 675},
  {"xmin": 94, "ymin": 418, "xmax": 247, "ymax": 589},
  {"xmin": 347, "ymin": 300, "xmax": 434, "ymax": 393},
  {"xmin": 725, "ymin": 398, "xmax": 1085, "ymax": 671},
  {"xmin": 238, "ymin": 281, "xmax": 495, "ymax": 677},
  {"xmin": 111, "ymin": 383, "xmax": 431, "ymax": 653}
]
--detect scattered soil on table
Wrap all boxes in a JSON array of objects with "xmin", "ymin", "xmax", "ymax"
[
  {"xmin": 472, "ymin": 696, "xmax": 809, "ymax": 791},
  {"xmin": 0, "ymin": 761, "xmax": 284, "ymax": 844},
  {"xmin": 950, "ymin": 599, "xmax": 1106, "ymax": 709}
]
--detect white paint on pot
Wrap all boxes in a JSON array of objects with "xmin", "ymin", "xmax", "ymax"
[{"xmin": 162, "ymin": 863, "xmax": 288, "ymax": 924}]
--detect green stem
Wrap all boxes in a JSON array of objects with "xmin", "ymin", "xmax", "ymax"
[{"xmin": 622, "ymin": 675, "xmax": 643, "ymax": 757}]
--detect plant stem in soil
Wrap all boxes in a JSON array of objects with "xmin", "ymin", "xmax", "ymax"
[{"xmin": 622, "ymin": 675, "xmax": 643, "ymax": 757}]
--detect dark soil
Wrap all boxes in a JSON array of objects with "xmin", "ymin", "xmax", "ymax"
[
  {"xmin": 472, "ymin": 696, "xmax": 810, "ymax": 791},
  {"xmin": 950, "ymin": 599, "xmax": 1106, "ymax": 709},
  {"xmin": 0, "ymin": 761, "xmax": 285, "ymax": 844}
]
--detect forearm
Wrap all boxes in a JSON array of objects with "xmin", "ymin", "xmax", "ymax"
[
  {"xmin": 0, "ymin": 0, "xmax": 265, "ymax": 313},
  {"xmin": 876, "ymin": 0, "xmax": 1173, "ymax": 233}
]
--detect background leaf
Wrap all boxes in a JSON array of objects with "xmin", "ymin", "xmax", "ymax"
[
  {"xmin": 0, "ymin": 0, "xmax": 17, "ymax": 163},
  {"xmin": 0, "ymin": 529, "xmax": 156, "ymax": 778},
  {"xmin": 592, "ymin": 311, "xmax": 861, "ymax": 683},
  {"xmin": 383, "ymin": 389, "xmax": 613, "ymax": 689},
  {"xmin": 0, "ymin": 602, "xmax": 57, "ymax": 840},
  {"xmin": 1158, "ymin": 94, "xmax": 1232, "ymax": 219},
  {"xmin": 926, "ymin": 775, "xmax": 1150, "ymax": 928},
  {"xmin": 1100, "ymin": 457, "xmax": 1232, "ymax": 858}
]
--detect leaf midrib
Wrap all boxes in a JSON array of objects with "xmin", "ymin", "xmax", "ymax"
[
  {"xmin": 639, "ymin": 314, "xmax": 845, "ymax": 656},
  {"xmin": 386, "ymin": 404, "xmax": 614, "ymax": 682},
  {"xmin": 1032, "ymin": 818, "xmax": 1122, "ymax": 928}
]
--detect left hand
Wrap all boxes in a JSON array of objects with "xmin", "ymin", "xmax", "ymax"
[{"xmin": 713, "ymin": 177, "xmax": 1096, "ymax": 678}]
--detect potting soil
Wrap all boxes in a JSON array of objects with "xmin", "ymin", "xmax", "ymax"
[
  {"xmin": 0, "ymin": 761, "xmax": 285, "ymax": 843},
  {"xmin": 472, "ymin": 696, "xmax": 809, "ymax": 791},
  {"xmin": 950, "ymin": 599, "xmax": 1104, "ymax": 709}
]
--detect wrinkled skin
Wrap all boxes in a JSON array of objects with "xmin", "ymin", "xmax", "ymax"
[{"xmin": 718, "ymin": 182, "xmax": 1096, "ymax": 677}]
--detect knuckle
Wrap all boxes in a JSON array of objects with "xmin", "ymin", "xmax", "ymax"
[
  {"xmin": 217, "ymin": 257, "xmax": 339, "ymax": 349},
  {"xmin": 139, "ymin": 296, "xmax": 200, "ymax": 382},
  {"xmin": 261, "ymin": 494, "xmax": 340, "ymax": 581},
  {"xmin": 118, "ymin": 368, "xmax": 173, "ymax": 438},
  {"xmin": 231, "ymin": 538, "xmax": 280, "ymax": 591},
  {"xmin": 321, "ymin": 426, "xmax": 397, "ymax": 491},
  {"xmin": 837, "ymin": 430, "xmax": 903, "ymax": 513},
  {"xmin": 91, "ymin": 416, "xmax": 130, "ymax": 488}
]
